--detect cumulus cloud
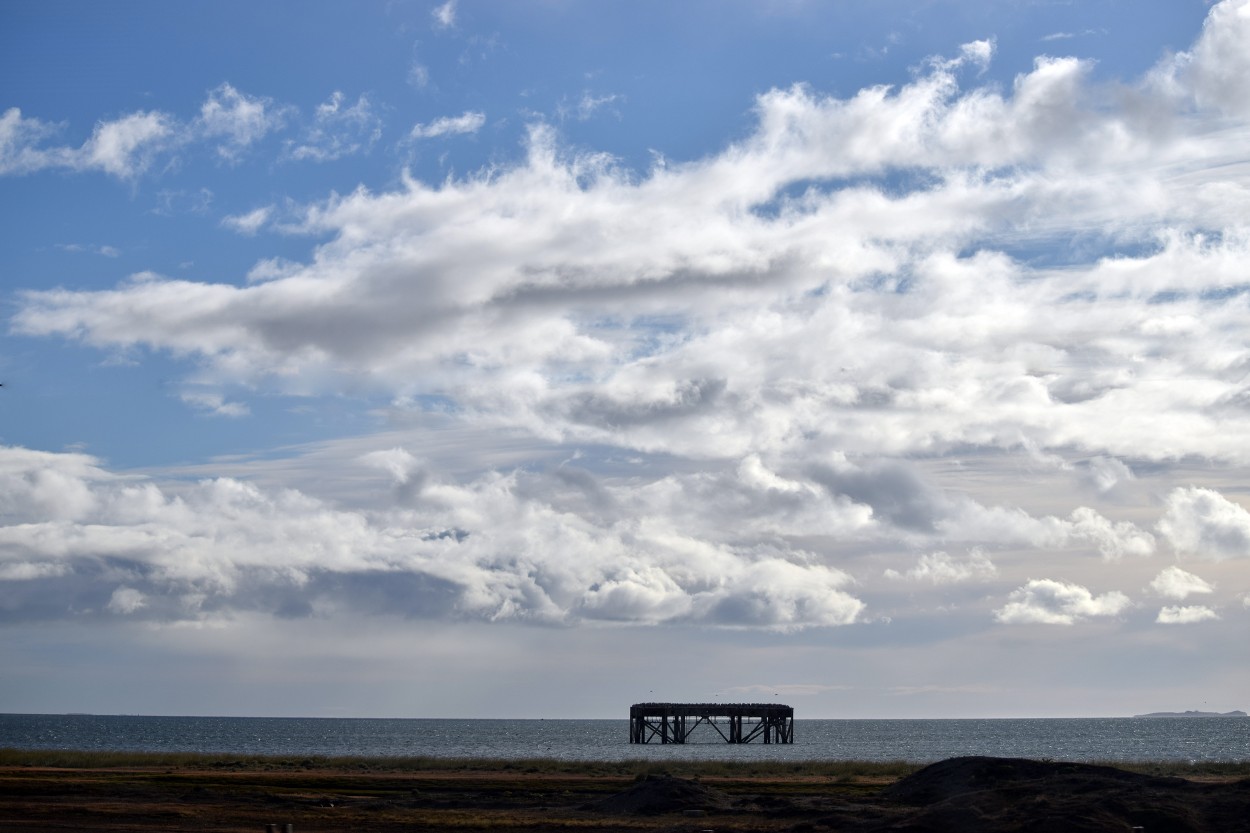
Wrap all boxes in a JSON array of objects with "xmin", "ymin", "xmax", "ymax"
[
  {"xmin": 1082, "ymin": 456, "xmax": 1134, "ymax": 494},
  {"xmin": 884, "ymin": 549, "xmax": 996, "ymax": 584},
  {"xmin": 410, "ymin": 111, "xmax": 485, "ymax": 139},
  {"xmin": 1156, "ymin": 605, "xmax": 1220, "ymax": 624},
  {"xmin": 197, "ymin": 83, "xmax": 290, "ymax": 162},
  {"xmin": 8, "ymin": 4, "xmax": 1250, "ymax": 639},
  {"xmin": 0, "ymin": 106, "xmax": 175, "ymax": 178},
  {"xmin": 360, "ymin": 447, "xmax": 428, "ymax": 504},
  {"xmin": 1157, "ymin": 487, "xmax": 1250, "ymax": 560},
  {"xmin": 1152, "ymin": 0, "xmax": 1250, "ymax": 117},
  {"xmin": 14, "ymin": 4, "xmax": 1250, "ymax": 477},
  {"xmin": 2, "ymin": 83, "xmax": 301, "ymax": 179},
  {"xmin": 0, "ymin": 445, "xmax": 867, "ymax": 630},
  {"xmin": 107, "ymin": 586, "xmax": 147, "ymax": 614},
  {"xmin": 1148, "ymin": 566, "xmax": 1215, "ymax": 600},
  {"xmin": 994, "ymin": 579, "xmax": 1131, "ymax": 625},
  {"xmin": 285, "ymin": 92, "xmax": 382, "ymax": 162},
  {"xmin": 956, "ymin": 39, "xmax": 994, "ymax": 72},
  {"xmin": 0, "ymin": 108, "xmax": 64, "ymax": 175},
  {"xmin": 74, "ymin": 111, "xmax": 177, "ymax": 178},
  {"xmin": 1064, "ymin": 507, "xmax": 1156, "ymax": 560}
]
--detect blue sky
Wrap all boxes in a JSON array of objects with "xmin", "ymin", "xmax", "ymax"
[{"xmin": 2, "ymin": 0, "xmax": 1249, "ymax": 720}]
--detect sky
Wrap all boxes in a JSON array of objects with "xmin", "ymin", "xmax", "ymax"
[{"xmin": 1, "ymin": 0, "xmax": 1248, "ymax": 721}]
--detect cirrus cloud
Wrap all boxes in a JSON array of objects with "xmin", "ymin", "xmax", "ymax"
[{"xmin": 410, "ymin": 111, "xmax": 485, "ymax": 139}]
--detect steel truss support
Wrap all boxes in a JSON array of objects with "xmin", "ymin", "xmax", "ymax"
[{"xmin": 628, "ymin": 703, "xmax": 794, "ymax": 744}]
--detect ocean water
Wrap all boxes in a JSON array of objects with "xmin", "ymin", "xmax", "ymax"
[{"xmin": 3, "ymin": 714, "xmax": 1248, "ymax": 763}]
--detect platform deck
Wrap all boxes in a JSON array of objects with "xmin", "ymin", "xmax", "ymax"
[{"xmin": 629, "ymin": 702, "xmax": 794, "ymax": 744}]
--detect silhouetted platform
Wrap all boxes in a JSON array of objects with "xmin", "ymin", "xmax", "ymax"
[{"xmin": 629, "ymin": 702, "xmax": 794, "ymax": 744}]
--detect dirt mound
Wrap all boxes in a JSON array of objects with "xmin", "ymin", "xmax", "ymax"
[
  {"xmin": 845, "ymin": 757, "xmax": 1250, "ymax": 833},
  {"xmin": 883, "ymin": 756, "xmax": 1183, "ymax": 806},
  {"xmin": 590, "ymin": 773, "xmax": 731, "ymax": 815}
]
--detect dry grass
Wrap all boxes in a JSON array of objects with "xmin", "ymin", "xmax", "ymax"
[
  {"xmin": 0, "ymin": 747, "xmax": 922, "ymax": 777},
  {"xmin": 2, "ymin": 748, "xmax": 1244, "ymax": 777},
  {"xmin": 2, "ymin": 750, "xmax": 1246, "ymax": 833}
]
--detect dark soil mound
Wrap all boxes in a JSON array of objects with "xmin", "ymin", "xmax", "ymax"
[
  {"xmin": 590, "ymin": 773, "xmax": 731, "ymax": 815},
  {"xmin": 883, "ymin": 756, "xmax": 1184, "ymax": 806},
  {"xmin": 852, "ymin": 756, "xmax": 1250, "ymax": 833}
]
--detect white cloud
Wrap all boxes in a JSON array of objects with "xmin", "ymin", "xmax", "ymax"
[
  {"xmin": 179, "ymin": 391, "xmax": 251, "ymax": 417},
  {"xmin": 57, "ymin": 243, "xmax": 121, "ymax": 258},
  {"xmin": 884, "ymin": 549, "xmax": 996, "ymax": 584},
  {"xmin": 560, "ymin": 92, "xmax": 623, "ymax": 122},
  {"xmin": 408, "ymin": 63, "xmax": 431, "ymax": 89},
  {"xmin": 3, "ymin": 83, "xmax": 294, "ymax": 178},
  {"xmin": 107, "ymin": 586, "xmax": 147, "ymax": 614},
  {"xmin": 0, "ymin": 107, "xmax": 64, "ymax": 174},
  {"xmin": 360, "ymin": 447, "xmax": 424, "ymax": 485},
  {"xmin": 1040, "ymin": 30, "xmax": 1102, "ymax": 43},
  {"xmin": 80, "ymin": 111, "xmax": 176, "ymax": 178},
  {"xmin": 1148, "ymin": 566, "xmax": 1215, "ymax": 600},
  {"xmin": 432, "ymin": 0, "xmax": 456, "ymax": 29},
  {"xmin": 15, "ymin": 4, "xmax": 1250, "ymax": 476},
  {"xmin": 221, "ymin": 205, "xmax": 274, "ymax": 236},
  {"xmin": 0, "ymin": 561, "xmax": 70, "ymax": 581},
  {"xmin": 1152, "ymin": 0, "xmax": 1250, "ymax": 117},
  {"xmin": 197, "ymin": 83, "xmax": 290, "ymax": 162},
  {"xmin": 1157, "ymin": 487, "xmax": 1250, "ymax": 560},
  {"xmin": 1083, "ymin": 456, "xmax": 1134, "ymax": 494},
  {"xmin": 285, "ymin": 92, "xmax": 382, "ymax": 162},
  {"xmin": 1156, "ymin": 604, "xmax": 1220, "ymax": 624},
  {"xmin": 8, "ymin": 4, "xmax": 1250, "ymax": 644},
  {"xmin": 957, "ymin": 39, "xmax": 994, "ymax": 72},
  {"xmin": 1065, "ymin": 507, "xmax": 1156, "ymax": 560},
  {"xmin": 245, "ymin": 257, "xmax": 301, "ymax": 283},
  {"xmin": 994, "ymin": 579, "xmax": 1131, "ymax": 625},
  {"xmin": 410, "ymin": 110, "xmax": 486, "ymax": 139},
  {"xmin": 938, "ymin": 501, "xmax": 1154, "ymax": 559},
  {"xmin": 0, "ymin": 445, "xmax": 865, "ymax": 630},
  {"xmin": 0, "ymin": 106, "xmax": 175, "ymax": 179}
]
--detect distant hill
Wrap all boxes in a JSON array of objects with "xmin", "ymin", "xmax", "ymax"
[{"xmin": 1132, "ymin": 710, "xmax": 1247, "ymax": 718}]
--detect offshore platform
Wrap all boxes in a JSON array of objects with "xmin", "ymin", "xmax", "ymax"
[{"xmin": 629, "ymin": 702, "xmax": 794, "ymax": 744}]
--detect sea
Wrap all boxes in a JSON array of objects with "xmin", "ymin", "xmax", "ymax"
[{"xmin": 2, "ymin": 714, "xmax": 1248, "ymax": 763}]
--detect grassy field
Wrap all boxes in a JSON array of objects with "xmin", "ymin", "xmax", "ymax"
[
  {"xmin": 2, "ymin": 748, "xmax": 1247, "ymax": 778},
  {"xmin": 2, "ymin": 749, "xmax": 1247, "ymax": 833}
]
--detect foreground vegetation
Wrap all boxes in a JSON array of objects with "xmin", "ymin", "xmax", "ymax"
[
  {"xmin": 2, "ymin": 747, "xmax": 1247, "ymax": 779},
  {"xmin": 3, "ymin": 749, "xmax": 1248, "ymax": 833}
]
